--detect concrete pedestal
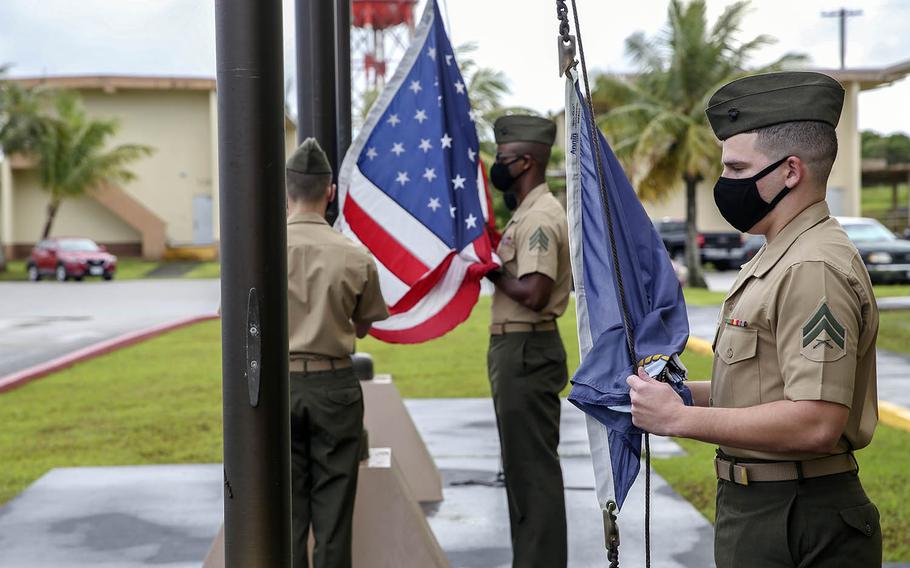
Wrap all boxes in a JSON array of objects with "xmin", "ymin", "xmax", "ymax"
[
  {"xmin": 362, "ymin": 374, "xmax": 443, "ymax": 503},
  {"xmin": 204, "ymin": 449, "xmax": 448, "ymax": 568}
]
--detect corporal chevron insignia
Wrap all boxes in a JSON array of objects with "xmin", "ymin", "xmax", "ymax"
[
  {"xmin": 800, "ymin": 301, "xmax": 847, "ymax": 362},
  {"xmin": 528, "ymin": 227, "xmax": 550, "ymax": 252}
]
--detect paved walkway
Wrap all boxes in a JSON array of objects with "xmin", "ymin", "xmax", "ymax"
[{"xmin": 0, "ymin": 280, "xmax": 220, "ymax": 378}]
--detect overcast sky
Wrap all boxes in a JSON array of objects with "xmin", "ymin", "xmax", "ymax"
[{"xmin": 1, "ymin": 0, "xmax": 908, "ymax": 134}]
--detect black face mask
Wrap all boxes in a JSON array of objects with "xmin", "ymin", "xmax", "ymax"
[
  {"xmin": 489, "ymin": 158, "xmax": 526, "ymax": 193},
  {"xmin": 713, "ymin": 156, "xmax": 790, "ymax": 233}
]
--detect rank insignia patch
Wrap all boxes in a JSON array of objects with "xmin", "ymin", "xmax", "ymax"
[
  {"xmin": 529, "ymin": 227, "xmax": 550, "ymax": 252},
  {"xmin": 800, "ymin": 300, "xmax": 847, "ymax": 362}
]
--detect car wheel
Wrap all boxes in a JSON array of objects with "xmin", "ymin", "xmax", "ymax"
[
  {"xmin": 103, "ymin": 273, "xmax": 114, "ymax": 281},
  {"xmin": 55, "ymin": 264, "xmax": 68, "ymax": 282},
  {"xmin": 713, "ymin": 260, "xmax": 731, "ymax": 271},
  {"xmin": 27, "ymin": 264, "xmax": 41, "ymax": 282}
]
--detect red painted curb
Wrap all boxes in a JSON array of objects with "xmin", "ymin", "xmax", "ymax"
[{"xmin": 0, "ymin": 314, "xmax": 220, "ymax": 394}]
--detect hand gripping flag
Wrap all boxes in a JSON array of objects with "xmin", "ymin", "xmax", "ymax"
[
  {"xmin": 336, "ymin": 0, "xmax": 498, "ymax": 344},
  {"xmin": 564, "ymin": 69, "xmax": 693, "ymax": 511}
]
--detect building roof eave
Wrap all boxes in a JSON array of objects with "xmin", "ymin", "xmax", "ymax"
[{"xmin": 3, "ymin": 75, "xmax": 216, "ymax": 93}]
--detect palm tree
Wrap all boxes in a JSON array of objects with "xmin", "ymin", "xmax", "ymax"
[
  {"xmin": 35, "ymin": 94, "xmax": 153, "ymax": 239},
  {"xmin": 593, "ymin": 0, "xmax": 806, "ymax": 287},
  {"xmin": 0, "ymin": 71, "xmax": 53, "ymax": 271}
]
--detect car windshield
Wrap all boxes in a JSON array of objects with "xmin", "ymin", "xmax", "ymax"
[
  {"xmin": 57, "ymin": 239, "xmax": 100, "ymax": 252},
  {"xmin": 842, "ymin": 222, "xmax": 896, "ymax": 243}
]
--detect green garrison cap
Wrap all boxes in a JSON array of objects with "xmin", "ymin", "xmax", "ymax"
[
  {"xmin": 706, "ymin": 71, "xmax": 845, "ymax": 140},
  {"xmin": 286, "ymin": 137, "xmax": 332, "ymax": 175},
  {"xmin": 494, "ymin": 115, "xmax": 557, "ymax": 146}
]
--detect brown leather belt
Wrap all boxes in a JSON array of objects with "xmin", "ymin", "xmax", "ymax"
[
  {"xmin": 715, "ymin": 453, "xmax": 857, "ymax": 485},
  {"xmin": 489, "ymin": 321, "xmax": 558, "ymax": 335},
  {"xmin": 289, "ymin": 358, "xmax": 353, "ymax": 373}
]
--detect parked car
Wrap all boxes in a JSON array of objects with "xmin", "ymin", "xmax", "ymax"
[
  {"xmin": 27, "ymin": 238, "xmax": 118, "ymax": 282},
  {"xmin": 698, "ymin": 230, "xmax": 747, "ymax": 270},
  {"xmin": 741, "ymin": 234, "xmax": 766, "ymax": 263},
  {"xmin": 653, "ymin": 218, "xmax": 687, "ymax": 263},
  {"xmin": 836, "ymin": 216, "xmax": 910, "ymax": 284}
]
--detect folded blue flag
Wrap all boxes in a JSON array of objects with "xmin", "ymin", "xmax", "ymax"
[{"xmin": 564, "ymin": 70, "xmax": 693, "ymax": 510}]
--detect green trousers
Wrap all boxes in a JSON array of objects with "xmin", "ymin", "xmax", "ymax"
[
  {"xmin": 290, "ymin": 368, "xmax": 364, "ymax": 568},
  {"xmin": 715, "ymin": 471, "xmax": 881, "ymax": 567},
  {"xmin": 488, "ymin": 330, "xmax": 569, "ymax": 568}
]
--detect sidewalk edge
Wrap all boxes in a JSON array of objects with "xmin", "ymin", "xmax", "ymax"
[
  {"xmin": 686, "ymin": 336, "xmax": 713, "ymax": 356},
  {"xmin": 879, "ymin": 401, "xmax": 910, "ymax": 433},
  {"xmin": 0, "ymin": 314, "xmax": 219, "ymax": 394}
]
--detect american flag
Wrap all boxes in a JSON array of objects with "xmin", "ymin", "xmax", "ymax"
[{"xmin": 336, "ymin": 0, "xmax": 498, "ymax": 343}]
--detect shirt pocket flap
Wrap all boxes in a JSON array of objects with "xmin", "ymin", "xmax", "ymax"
[
  {"xmin": 718, "ymin": 327, "xmax": 758, "ymax": 364},
  {"xmin": 839, "ymin": 502, "xmax": 879, "ymax": 537}
]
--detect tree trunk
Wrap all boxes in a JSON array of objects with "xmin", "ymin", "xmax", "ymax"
[
  {"xmin": 684, "ymin": 175, "xmax": 707, "ymax": 289},
  {"xmin": 41, "ymin": 199, "xmax": 60, "ymax": 240}
]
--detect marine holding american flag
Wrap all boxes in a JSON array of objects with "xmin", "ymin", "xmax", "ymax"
[
  {"xmin": 486, "ymin": 115, "xmax": 572, "ymax": 568},
  {"xmin": 335, "ymin": 2, "xmax": 569, "ymax": 566}
]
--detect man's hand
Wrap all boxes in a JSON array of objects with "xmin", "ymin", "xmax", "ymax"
[{"xmin": 626, "ymin": 367, "xmax": 686, "ymax": 436}]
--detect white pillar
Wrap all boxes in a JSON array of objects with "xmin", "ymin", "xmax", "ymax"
[
  {"xmin": 0, "ymin": 154, "xmax": 14, "ymax": 257},
  {"xmin": 209, "ymin": 89, "xmax": 221, "ymax": 244},
  {"xmin": 830, "ymin": 80, "xmax": 861, "ymax": 216}
]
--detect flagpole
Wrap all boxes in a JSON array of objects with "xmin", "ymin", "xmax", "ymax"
[
  {"xmin": 214, "ymin": 0, "xmax": 292, "ymax": 565},
  {"xmin": 334, "ymin": 0, "xmax": 353, "ymax": 163},
  {"xmin": 296, "ymin": 0, "xmax": 338, "ymax": 159}
]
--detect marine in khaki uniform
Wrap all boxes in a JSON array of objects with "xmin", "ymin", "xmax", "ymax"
[
  {"xmin": 285, "ymin": 138, "xmax": 389, "ymax": 568},
  {"xmin": 486, "ymin": 115, "xmax": 571, "ymax": 568},
  {"xmin": 627, "ymin": 72, "xmax": 881, "ymax": 567}
]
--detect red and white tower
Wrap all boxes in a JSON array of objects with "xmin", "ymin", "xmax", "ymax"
[{"xmin": 352, "ymin": 0, "xmax": 417, "ymax": 90}]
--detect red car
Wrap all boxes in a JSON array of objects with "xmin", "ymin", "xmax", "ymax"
[{"xmin": 27, "ymin": 237, "xmax": 118, "ymax": 281}]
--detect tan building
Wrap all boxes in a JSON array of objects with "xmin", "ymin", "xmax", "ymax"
[
  {"xmin": 0, "ymin": 75, "xmax": 297, "ymax": 260},
  {"xmin": 555, "ymin": 61, "xmax": 910, "ymax": 231}
]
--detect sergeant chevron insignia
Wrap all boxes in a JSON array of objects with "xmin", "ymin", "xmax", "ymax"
[
  {"xmin": 800, "ymin": 300, "xmax": 847, "ymax": 362},
  {"xmin": 529, "ymin": 227, "xmax": 550, "ymax": 252}
]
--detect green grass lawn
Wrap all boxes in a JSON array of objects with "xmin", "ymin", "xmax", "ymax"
[
  {"xmin": 862, "ymin": 184, "xmax": 909, "ymax": 233},
  {"xmin": 0, "ymin": 320, "xmax": 223, "ymax": 506},
  {"xmin": 682, "ymin": 287, "xmax": 728, "ymax": 306},
  {"xmin": 652, "ymin": 426, "xmax": 910, "ymax": 562},
  {"xmin": 359, "ymin": 296, "xmax": 715, "ymax": 397},
  {"xmin": 185, "ymin": 261, "xmax": 221, "ymax": 279},
  {"xmin": 878, "ymin": 310, "xmax": 910, "ymax": 355}
]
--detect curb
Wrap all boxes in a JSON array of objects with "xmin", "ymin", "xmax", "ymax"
[
  {"xmin": 0, "ymin": 314, "xmax": 219, "ymax": 394},
  {"xmin": 880, "ymin": 401, "xmax": 910, "ymax": 433},
  {"xmin": 686, "ymin": 336, "xmax": 713, "ymax": 356}
]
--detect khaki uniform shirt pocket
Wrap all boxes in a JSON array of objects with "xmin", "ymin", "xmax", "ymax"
[{"xmin": 713, "ymin": 326, "xmax": 760, "ymax": 408}]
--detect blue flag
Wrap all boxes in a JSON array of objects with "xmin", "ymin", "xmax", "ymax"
[{"xmin": 564, "ymin": 70, "xmax": 693, "ymax": 510}]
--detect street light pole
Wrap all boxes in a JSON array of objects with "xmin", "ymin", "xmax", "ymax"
[
  {"xmin": 214, "ymin": 0, "xmax": 291, "ymax": 566},
  {"xmin": 821, "ymin": 7, "xmax": 863, "ymax": 69}
]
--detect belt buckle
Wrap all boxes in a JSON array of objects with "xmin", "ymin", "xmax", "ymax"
[{"xmin": 732, "ymin": 463, "xmax": 749, "ymax": 485}]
